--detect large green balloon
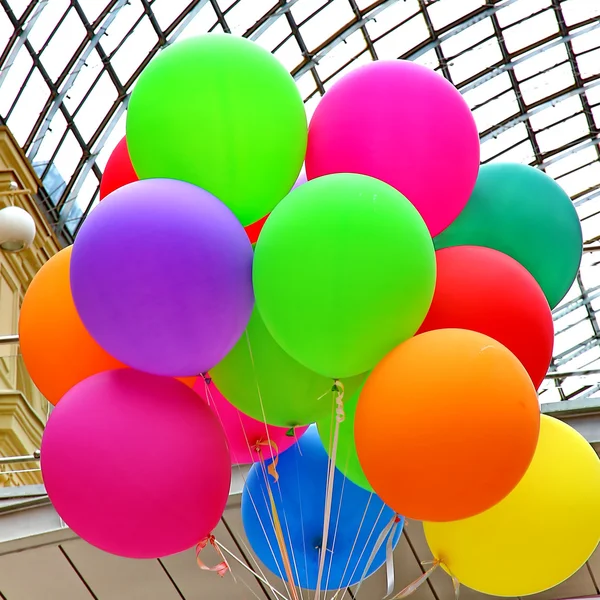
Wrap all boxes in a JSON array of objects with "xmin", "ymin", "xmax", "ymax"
[
  {"xmin": 317, "ymin": 383, "xmax": 372, "ymax": 492},
  {"xmin": 253, "ymin": 173, "xmax": 436, "ymax": 378},
  {"xmin": 126, "ymin": 34, "xmax": 307, "ymax": 226},
  {"xmin": 211, "ymin": 308, "xmax": 364, "ymax": 427},
  {"xmin": 434, "ymin": 163, "xmax": 582, "ymax": 309}
]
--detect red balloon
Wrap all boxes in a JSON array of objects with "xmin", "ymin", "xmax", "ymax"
[
  {"xmin": 418, "ymin": 246, "xmax": 553, "ymax": 388},
  {"xmin": 244, "ymin": 214, "xmax": 268, "ymax": 244},
  {"xmin": 99, "ymin": 136, "xmax": 138, "ymax": 199}
]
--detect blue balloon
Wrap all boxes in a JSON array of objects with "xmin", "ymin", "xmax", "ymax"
[{"xmin": 241, "ymin": 426, "xmax": 402, "ymax": 590}]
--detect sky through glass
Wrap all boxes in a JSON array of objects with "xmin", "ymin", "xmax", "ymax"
[{"xmin": 1, "ymin": 0, "xmax": 599, "ymax": 402}]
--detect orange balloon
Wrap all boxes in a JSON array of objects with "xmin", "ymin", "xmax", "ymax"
[
  {"xmin": 354, "ymin": 329, "xmax": 540, "ymax": 522},
  {"xmin": 177, "ymin": 376, "xmax": 198, "ymax": 388},
  {"xmin": 19, "ymin": 247, "xmax": 125, "ymax": 405}
]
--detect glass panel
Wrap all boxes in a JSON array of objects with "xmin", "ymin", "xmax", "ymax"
[
  {"xmin": 27, "ymin": 0, "xmax": 69, "ymax": 53},
  {"xmin": 151, "ymin": 0, "xmax": 196, "ymax": 29},
  {"xmin": 1, "ymin": 0, "xmax": 600, "ymax": 397},
  {"xmin": 111, "ymin": 16, "xmax": 158, "ymax": 84},
  {"xmin": 255, "ymin": 16, "xmax": 291, "ymax": 53},
  {"xmin": 365, "ymin": 0, "xmax": 420, "ymax": 39},
  {"xmin": 53, "ymin": 130, "xmax": 83, "ymax": 187},
  {"xmin": 30, "ymin": 111, "xmax": 68, "ymax": 166},
  {"xmin": 226, "ymin": 0, "xmax": 275, "ymax": 36},
  {"xmin": 497, "ymin": 0, "xmax": 551, "ymax": 28},
  {"xmin": 77, "ymin": 0, "xmax": 113, "ymax": 24},
  {"xmin": 519, "ymin": 62, "xmax": 575, "ymax": 105},
  {"xmin": 427, "ymin": 0, "xmax": 486, "ymax": 31},
  {"xmin": 373, "ymin": 13, "xmax": 429, "ymax": 60},
  {"xmin": 6, "ymin": 67, "xmax": 49, "ymax": 144},
  {"xmin": 441, "ymin": 16, "xmax": 494, "ymax": 57},
  {"xmin": 502, "ymin": 8, "xmax": 558, "ymax": 54},
  {"xmin": 448, "ymin": 38, "xmax": 503, "ymax": 85},
  {"xmin": 73, "ymin": 72, "xmax": 118, "ymax": 142},
  {"xmin": 317, "ymin": 30, "xmax": 365, "ymax": 80},
  {"xmin": 472, "ymin": 89, "xmax": 519, "ymax": 133},
  {"xmin": 299, "ymin": 0, "xmax": 355, "ymax": 51},
  {"xmin": 0, "ymin": 46, "xmax": 32, "ymax": 118},
  {"xmin": 100, "ymin": 0, "xmax": 144, "ymax": 54},
  {"xmin": 561, "ymin": 0, "xmax": 600, "ymax": 27},
  {"xmin": 171, "ymin": 1, "xmax": 217, "ymax": 42},
  {"xmin": 39, "ymin": 8, "xmax": 87, "ymax": 82}
]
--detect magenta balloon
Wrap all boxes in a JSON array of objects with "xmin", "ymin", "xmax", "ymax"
[
  {"xmin": 41, "ymin": 370, "xmax": 231, "ymax": 558},
  {"xmin": 305, "ymin": 61, "xmax": 480, "ymax": 237},
  {"xmin": 193, "ymin": 378, "xmax": 308, "ymax": 465},
  {"xmin": 70, "ymin": 179, "xmax": 254, "ymax": 376}
]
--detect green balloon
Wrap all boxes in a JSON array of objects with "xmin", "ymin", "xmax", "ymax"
[
  {"xmin": 434, "ymin": 163, "xmax": 582, "ymax": 309},
  {"xmin": 126, "ymin": 34, "xmax": 307, "ymax": 226},
  {"xmin": 253, "ymin": 173, "xmax": 436, "ymax": 379},
  {"xmin": 317, "ymin": 383, "xmax": 372, "ymax": 492},
  {"xmin": 211, "ymin": 308, "xmax": 364, "ymax": 427}
]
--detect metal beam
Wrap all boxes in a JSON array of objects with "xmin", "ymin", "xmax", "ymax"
[
  {"xmin": 542, "ymin": 398, "xmax": 600, "ymax": 446},
  {"xmin": 27, "ymin": 0, "xmax": 128, "ymax": 162}
]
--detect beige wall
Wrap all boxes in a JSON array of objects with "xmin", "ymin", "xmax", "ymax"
[{"xmin": 0, "ymin": 126, "xmax": 61, "ymax": 486}]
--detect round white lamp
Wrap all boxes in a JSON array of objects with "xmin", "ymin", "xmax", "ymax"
[{"xmin": 0, "ymin": 206, "xmax": 36, "ymax": 252}]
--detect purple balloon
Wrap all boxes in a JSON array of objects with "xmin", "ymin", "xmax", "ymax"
[
  {"xmin": 293, "ymin": 167, "xmax": 307, "ymax": 190},
  {"xmin": 70, "ymin": 179, "xmax": 254, "ymax": 376}
]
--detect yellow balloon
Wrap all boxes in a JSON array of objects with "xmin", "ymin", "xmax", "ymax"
[{"xmin": 424, "ymin": 415, "xmax": 600, "ymax": 597}]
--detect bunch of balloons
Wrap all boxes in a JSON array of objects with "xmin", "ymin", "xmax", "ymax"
[
  {"xmin": 17, "ymin": 30, "xmax": 600, "ymax": 598},
  {"xmin": 19, "ymin": 33, "xmax": 314, "ymax": 560}
]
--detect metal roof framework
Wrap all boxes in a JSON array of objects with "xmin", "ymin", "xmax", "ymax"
[{"xmin": 1, "ymin": 0, "xmax": 600, "ymax": 402}]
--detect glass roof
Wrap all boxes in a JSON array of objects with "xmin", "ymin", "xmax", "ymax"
[{"xmin": 1, "ymin": 0, "xmax": 600, "ymax": 402}]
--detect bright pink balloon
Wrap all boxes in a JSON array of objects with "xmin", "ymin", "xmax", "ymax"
[
  {"xmin": 305, "ymin": 61, "xmax": 480, "ymax": 237},
  {"xmin": 41, "ymin": 370, "xmax": 231, "ymax": 559},
  {"xmin": 193, "ymin": 378, "xmax": 308, "ymax": 465}
]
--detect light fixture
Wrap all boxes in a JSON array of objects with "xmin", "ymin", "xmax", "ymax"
[
  {"xmin": 0, "ymin": 206, "xmax": 36, "ymax": 252},
  {"xmin": 0, "ymin": 181, "xmax": 37, "ymax": 252}
]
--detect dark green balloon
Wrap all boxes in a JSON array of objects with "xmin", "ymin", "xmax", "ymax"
[
  {"xmin": 434, "ymin": 163, "xmax": 582, "ymax": 309},
  {"xmin": 317, "ymin": 383, "xmax": 372, "ymax": 492},
  {"xmin": 211, "ymin": 309, "xmax": 364, "ymax": 427}
]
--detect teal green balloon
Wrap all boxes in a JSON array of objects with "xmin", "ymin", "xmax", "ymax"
[
  {"xmin": 126, "ymin": 34, "xmax": 307, "ymax": 226},
  {"xmin": 317, "ymin": 383, "xmax": 372, "ymax": 492},
  {"xmin": 211, "ymin": 308, "xmax": 364, "ymax": 427},
  {"xmin": 434, "ymin": 163, "xmax": 582, "ymax": 309},
  {"xmin": 253, "ymin": 173, "xmax": 436, "ymax": 379}
]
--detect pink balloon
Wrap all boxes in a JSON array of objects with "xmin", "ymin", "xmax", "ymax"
[
  {"xmin": 41, "ymin": 370, "xmax": 231, "ymax": 559},
  {"xmin": 305, "ymin": 60, "xmax": 480, "ymax": 237},
  {"xmin": 193, "ymin": 378, "xmax": 308, "ymax": 465}
]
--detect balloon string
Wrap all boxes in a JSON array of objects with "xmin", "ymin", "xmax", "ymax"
[
  {"xmin": 331, "ymin": 494, "xmax": 375, "ymax": 600},
  {"xmin": 391, "ymin": 559, "xmax": 460, "ymax": 600},
  {"xmin": 214, "ymin": 537, "xmax": 291, "ymax": 600},
  {"xmin": 314, "ymin": 380, "xmax": 345, "ymax": 600},
  {"xmin": 354, "ymin": 514, "xmax": 403, "ymax": 598},
  {"xmin": 244, "ymin": 331, "xmax": 306, "ymax": 598},
  {"xmin": 195, "ymin": 534, "xmax": 232, "ymax": 579},
  {"xmin": 257, "ymin": 445, "xmax": 300, "ymax": 600},
  {"xmin": 202, "ymin": 376, "xmax": 296, "ymax": 599},
  {"xmin": 254, "ymin": 438, "xmax": 280, "ymax": 483}
]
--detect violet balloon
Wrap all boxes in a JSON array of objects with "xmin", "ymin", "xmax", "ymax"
[
  {"xmin": 305, "ymin": 60, "xmax": 480, "ymax": 237},
  {"xmin": 41, "ymin": 370, "xmax": 231, "ymax": 558},
  {"xmin": 70, "ymin": 179, "xmax": 254, "ymax": 376},
  {"xmin": 193, "ymin": 378, "xmax": 308, "ymax": 465}
]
